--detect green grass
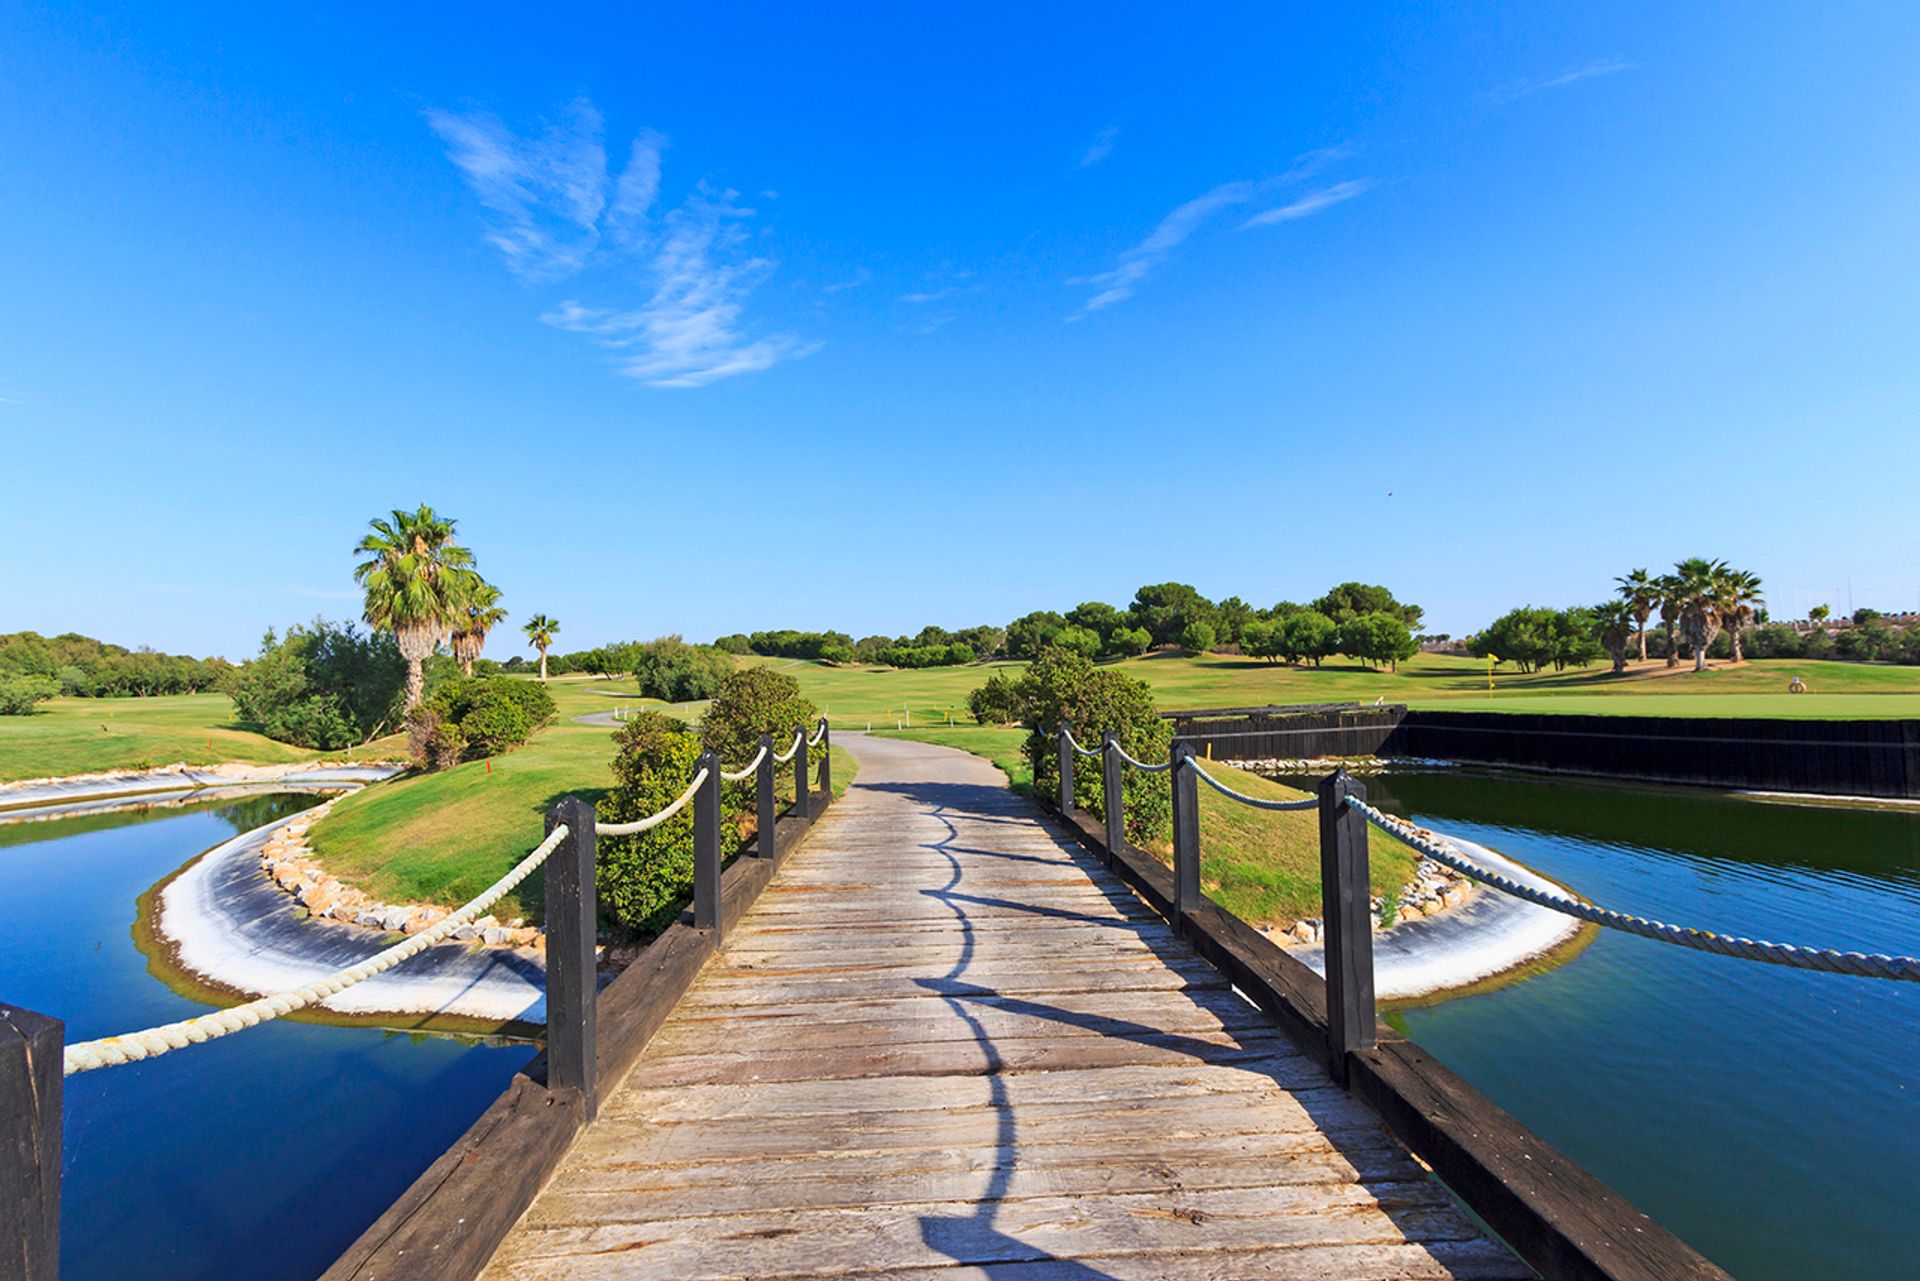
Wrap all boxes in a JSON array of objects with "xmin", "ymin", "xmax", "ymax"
[
  {"xmin": 757, "ymin": 652, "xmax": 1920, "ymax": 724},
  {"xmin": 0, "ymin": 692, "xmax": 408, "ymax": 784},
  {"xmin": 310, "ymin": 711, "xmax": 856, "ymax": 918},
  {"xmin": 877, "ymin": 725, "xmax": 1413, "ymax": 927}
]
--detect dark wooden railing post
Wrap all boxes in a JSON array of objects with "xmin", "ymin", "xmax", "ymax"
[
  {"xmin": 1101, "ymin": 731, "xmax": 1124, "ymax": 864},
  {"xmin": 1, "ymin": 1004, "xmax": 61, "ymax": 1281},
  {"xmin": 755, "ymin": 733, "xmax": 777, "ymax": 860},
  {"xmin": 793, "ymin": 726, "xmax": 811, "ymax": 820},
  {"xmin": 542, "ymin": 797, "xmax": 599, "ymax": 1120},
  {"xmin": 1317, "ymin": 768, "xmax": 1376, "ymax": 1086},
  {"xmin": 1170, "ymin": 742, "xmax": 1201, "ymax": 921},
  {"xmin": 817, "ymin": 721, "xmax": 832, "ymax": 798},
  {"xmin": 1057, "ymin": 723, "xmax": 1074, "ymax": 814},
  {"xmin": 693, "ymin": 751, "xmax": 722, "ymax": 938}
]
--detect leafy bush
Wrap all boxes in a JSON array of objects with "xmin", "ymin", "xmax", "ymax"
[
  {"xmin": 1016, "ymin": 648, "xmax": 1172, "ymax": 844},
  {"xmin": 712, "ymin": 633, "xmax": 753, "ymax": 655},
  {"xmin": 228, "ymin": 620, "xmax": 404, "ymax": 749},
  {"xmin": 701, "ymin": 666, "xmax": 818, "ymax": 769},
  {"xmin": 1337, "ymin": 612, "xmax": 1418, "ymax": 671},
  {"xmin": 1467, "ymin": 607, "xmax": 1600, "ymax": 674},
  {"xmin": 630, "ymin": 636, "xmax": 734, "ymax": 702},
  {"xmin": 1103, "ymin": 625, "xmax": 1152, "ymax": 658},
  {"xmin": 967, "ymin": 672, "xmax": 1023, "ymax": 725},
  {"xmin": 407, "ymin": 676, "xmax": 554, "ymax": 768},
  {"xmin": 748, "ymin": 629, "xmax": 854, "ymax": 659},
  {"xmin": 1179, "ymin": 620, "xmax": 1217, "ymax": 653},
  {"xmin": 1005, "ymin": 610, "xmax": 1068, "ymax": 659},
  {"xmin": 1051, "ymin": 626, "xmax": 1101, "ymax": 659},
  {"xmin": 0, "ymin": 674, "xmax": 59, "ymax": 715},
  {"xmin": 597, "ymin": 712, "xmax": 706, "ymax": 936}
]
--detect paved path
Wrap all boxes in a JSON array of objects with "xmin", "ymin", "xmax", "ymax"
[{"xmin": 482, "ymin": 735, "xmax": 1525, "ymax": 1279}]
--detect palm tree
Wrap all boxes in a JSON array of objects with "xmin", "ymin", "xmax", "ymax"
[
  {"xmin": 1592, "ymin": 600, "xmax": 1636, "ymax": 674},
  {"xmin": 1655, "ymin": 572, "xmax": 1685, "ymax": 667},
  {"xmin": 1673, "ymin": 557, "xmax": 1728, "ymax": 672},
  {"xmin": 451, "ymin": 581, "xmax": 508, "ymax": 677},
  {"xmin": 1716, "ymin": 567, "xmax": 1765, "ymax": 664},
  {"xmin": 1614, "ymin": 568, "xmax": 1658, "ymax": 663},
  {"xmin": 354, "ymin": 505, "xmax": 479, "ymax": 711},
  {"xmin": 523, "ymin": 613, "xmax": 559, "ymax": 681}
]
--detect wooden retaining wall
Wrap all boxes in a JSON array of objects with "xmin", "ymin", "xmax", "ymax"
[{"xmin": 1168, "ymin": 704, "xmax": 1920, "ymax": 799}]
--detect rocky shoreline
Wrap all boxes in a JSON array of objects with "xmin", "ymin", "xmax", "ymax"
[
  {"xmin": 1270, "ymin": 853, "xmax": 1477, "ymax": 946},
  {"xmin": 257, "ymin": 799, "xmax": 544, "ymax": 950}
]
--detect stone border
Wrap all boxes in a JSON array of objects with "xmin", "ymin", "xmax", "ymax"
[{"xmin": 256, "ymin": 800, "xmax": 543, "ymax": 950}]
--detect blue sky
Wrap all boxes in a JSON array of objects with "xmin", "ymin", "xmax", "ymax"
[{"xmin": 4, "ymin": 3, "xmax": 1919, "ymax": 659}]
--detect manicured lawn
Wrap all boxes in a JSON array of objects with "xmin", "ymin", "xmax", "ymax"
[
  {"xmin": 876, "ymin": 726, "xmax": 1413, "ymax": 928},
  {"xmin": 0, "ymin": 693, "xmax": 408, "ymax": 784},
  {"xmin": 763, "ymin": 652, "xmax": 1920, "ymax": 724},
  {"xmin": 310, "ymin": 713, "xmax": 855, "ymax": 919}
]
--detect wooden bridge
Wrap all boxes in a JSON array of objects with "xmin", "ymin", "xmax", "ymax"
[{"xmin": 4, "ymin": 729, "xmax": 1729, "ymax": 1281}]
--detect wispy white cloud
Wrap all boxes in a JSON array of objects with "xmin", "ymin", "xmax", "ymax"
[
  {"xmin": 1070, "ymin": 147, "xmax": 1373, "ymax": 318},
  {"xmin": 1492, "ymin": 58, "xmax": 1640, "ymax": 104},
  {"xmin": 543, "ymin": 187, "xmax": 819, "ymax": 388},
  {"xmin": 1238, "ymin": 179, "xmax": 1373, "ymax": 229},
  {"xmin": 821, "ymin": 268, "xmax": 869, "ymax": 295},
  {"xmin": 426, "ymin": 98, "xmax": 609, "ymax": 279},
  {"xmin": 1080, "ymin": 125, "xmax": 1119, "ymax": 168},
  {"xmin": 428, "ymin": 100, "xmax": 807, "ymax": 388},
  {"xmin": 1071, "ymin": 181, "xmax": 1255, "ymax": 318}
]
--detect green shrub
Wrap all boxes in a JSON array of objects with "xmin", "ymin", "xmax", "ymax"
[
  {"xmin": 597, "ymin": 712, "xmax": 705, "ymax": 936},
  {"xmin": 967, "ymin": 672, "xmax": 1022, "ymax": 724},
  {"xmin": 630, "ymin": 636, "xmax": 734, "ymax": 702},
  {"xmin": 0, "ymin": 675, "xmax": 59, "ymax": 715},
  {"xmin": 1103, "ymin": 625, "xmax": 1151, "ymax": 658},
  {"xmin": 228, "ymin": 620, "xmax": 404, "ymax": 748},
  {"xmin": 1016, "ymin": 648, "xmax": 1172, "ymax": 844},
  {"xmin": 712, "ymin": 633, "xmax": 754, "ymax": 655},
  {"xmin": 408, "ymin": 676, "xmax": 555, "ymax": 768}
]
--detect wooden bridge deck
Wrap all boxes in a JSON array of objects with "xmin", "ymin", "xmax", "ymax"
[{"xmin": 481, "ymin": 735, "xmax": 1529, "ymax": 1281}]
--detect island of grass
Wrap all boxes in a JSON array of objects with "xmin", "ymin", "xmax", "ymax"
[{"xmin": 874, "ymin": 725, "xmax": 1417, "ymax": 930}]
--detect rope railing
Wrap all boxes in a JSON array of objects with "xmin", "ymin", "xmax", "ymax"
[
  {"xmin": 1184, "ymin": 756, "xmax": 1318, "ymax": 811},
  {"xmin": 771, "ymin": 729, "xmax": 804, "ymax": 764},
  {"xmin": 1348, "ymin": 797, "xmax": 1920, "ymax": 983},
  {"xmin": 63, "ymin": 824, "xmax": 571, "ymax": 1075},
  {"xmin": 596, "ymin": 768, "xmax": 709, "ymax": 836},
  {"xmin": 719, "ymin": 745, "xmax": 768, "ymax": 783},
  {"xmin": 1110, "ymin": 742, "xmax": 1171, "ymax": 773},
  {"xmin": 1061, "ymin": 729, "xmax": 1103, "ymax": 759},
  {"xmin": 808, "ymin": 720, "xmax": 828, "ymax": 747}
]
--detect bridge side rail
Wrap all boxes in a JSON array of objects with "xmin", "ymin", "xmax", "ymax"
[
  {"xmin": 1050, "ymin": 726, "xmax": 1734, "ymax": 1281},
  {"xmin": 3, "ymin": 720, "xmax": 835, "ymax": 1281}
]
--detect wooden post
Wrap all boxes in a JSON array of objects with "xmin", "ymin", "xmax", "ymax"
[
  {"xmin": 817, "ymin": 721, "xmax": 832, "ymax": 798},
  {"xmin": 793, "ymin": 727, "xmax": 811, "ymax": 820},
  {"xmin": 543, "ymin": 798, "xmax": 599, "ymax": 1120},
  {"xmin": 1170, "ymin": 742, "xmax": 1201, "ymax": 921},
  {"xmin": 1, "ymin": 1004, "xmax": 60, "ymax": 1281},
  {"xmin": 1101, "ymin": 732, "xmax": 1125, "ymax": 864},
  {"xmin": 1057, "ymin": 723, "xmax": 1074, "ymax": 814},
  {"xmin": 755, "ymin": 733, "xmax": 777, "ymax": 860},
  {"xmin": 693, "ymin": 751, "xmax": 722, "ymax": 938},
  {"xmin": 1317, "ymin": 769, "xmax": 1376, "ymax": 1086}
]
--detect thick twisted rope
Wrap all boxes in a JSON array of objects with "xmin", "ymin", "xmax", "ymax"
[
  {"xmin": 597, "ymin": 768, "xmax": 709, "ymax": 836},
  {"xmin": 771, "ymin": 729, "xmax": 805, "ymax": 764},
  {"xmin": 808, "ymin": 720, "xmax": 828, "ymax": 747},
  {"xmin": 1106, "ymin": 740, "xmax": 1171, "ymax": 773},
  {"xmin": 1060, "ymin": 729, "xmax": 1103, "ymax": 759},
  {"xmin": 720, "ymin": 745, "xmax": 768, "ymax": 783},
  {"xmin": 1349, "ymin": 798, "xmax": 1920, "ymax": 983},
  {"xmin": 1184, "ymin": 758, "xmax": 1318, "ymax": 811},
  {"xmin": 63, "ymin": 825, "xmax": 570, "ymax": 1076}
]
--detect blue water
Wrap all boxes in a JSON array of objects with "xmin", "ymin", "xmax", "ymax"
[
  {"xmin": 1357, "ymin": 768, "xmax": 1920, "ymax": 1281},
  {"xmin": 0, "ymin": 796, "xmax": 531, "ymax": 1281}
]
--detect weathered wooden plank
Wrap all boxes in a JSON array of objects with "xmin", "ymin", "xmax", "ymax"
[
  {"xmin": 486, "ymin": 1181, "xmax": 1485, "ymax": 1281},
  {"xmin": 821, "ymin": 1239, "xmax": 1538, "ymax": 1281},
  {"xmin": 0, "ymin": 1004, "xmax": 61, "ymax": 1281}
]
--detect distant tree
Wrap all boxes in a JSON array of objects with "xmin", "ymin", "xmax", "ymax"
[
  {"xmin": 1179, "ymin": 620, "xmax": 1217, "ymax": 654},
  {"xmin": 1066, "ymin": 602, "xmax": 1124, "ymax": 641},
  {"xmin": 1655, "ymin": 572, "xmax": 1685, "ymax": 668},
  {"xmin": 1052, "ymin": 625, "xmax": 1102, "ymax": 659},
  {"xmin": 1005, "ymin": 610, "xmax": 1068, "ymax": 659},
  {"xmin": 450, "ymin": 581, "xmax": 507, "ymax": 678},
  {"xmin": 1338, "ymin": 612, "xmax": 1416, "ymax": 671},
  {"xmin": 853, "ymin": 635, "xmax": 891, "ymax": 663},
  {"xmin": 1470, "ymin": 606, "xmax": 1559, "ymax": 674},
  {"xmin": 1128, "ymin": 583, "xmax": 1216, "ymax": 648},
  {"xmin": 353, "ymin": 505, "xmax": 481, "ymax": 712},
  {"xmin": 229, "ymin": 620, "xmax": 405, "ymax": 748},
  {"xmin": 1103, "ymin": 625, "xmax": 1151, "ymax": 658},
  {"xmin": 967, "ymin": 672, "xmax": 1022, "ymax": 725},
  {"xmin": 1239, "ymin": 618, "xmax": 1282, "ymax": 663},
  {"xmin": 1718, "ymin": 567, "xmax": 1765, "ymax": 663},
  {"xmin": 1592, "ymin": 601, "xmax": 1637, "ymax": 674},
  {"xmin": 1809, "ymin": 604, "xmax": 1831, "ymax": 623},
  {"xmin": 953, "ymin": 625, "xmax": 1007, "ymax": 658},
  {"xmin": 1312, "ymin": 582, "xmax": 1423, "ymax": 631},
  {"xmin": 1214, "ymin": 597, "xmax": 1254, "ymax": 646},
  {"xmin": 0, "ymin": 675, "xmax": 59, "ymax": 715},
  {"xmin": 1614, "ymin": 568, "xmax": 1659, "ymax": 663},
  {"xmin": 1279, "ymin": 610, "xmax": 1339, "ymax": 666},
  {"xmin": 712, "ymin": 633, "xmax": 753, "ymax": 655},
  {"xmin": 522, "ymin": 613, "xmax": 560, "ymax": 681}
]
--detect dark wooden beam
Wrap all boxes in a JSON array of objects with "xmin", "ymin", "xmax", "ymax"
[{"xmin": 0, "ymin": 1004, "xmax": 60, "ymax": 1281}]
